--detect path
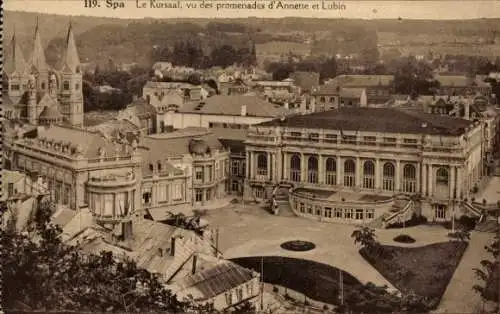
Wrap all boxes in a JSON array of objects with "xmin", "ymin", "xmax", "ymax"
[{"xmin": 434, "ymin": 231, "xmax": 494, "ymax": 314}]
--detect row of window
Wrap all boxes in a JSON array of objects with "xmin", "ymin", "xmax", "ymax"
[
  {"xmin": 194, "ymin": 160, "xmax": 228, "ymax": 182},
  {"xmin": 225, "ymin": 283, "xmax": 254, "ymax": 306},
  {"xmin": 142, "ymin": 184, "xmax": 184, "ymax": 205},
  {"xmin": 285, "ymin": 132, "xmax": 418, "ymax": 146},
  {"xmin": 294, "ymin": 201, "xmax": 376, "ymax": 220},
  {"xmin": 208, "ymin": 122, "xmax": 250, "ymax": 130},
  {"xmin": 89, "ymin": 191, "xmax": 134, "ymax": 217}
]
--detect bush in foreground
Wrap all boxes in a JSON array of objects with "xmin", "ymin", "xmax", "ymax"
[{"xmin": 393, "ymin": 234, "xmax": 416, "ymax": 243}]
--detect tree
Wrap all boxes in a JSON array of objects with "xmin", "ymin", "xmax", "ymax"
[
  {"xmin": 1, "ymin": 200, "xmax": 203, "ymax": 312},
  {"xmin": 351, "ymin": 226, "xmax": 377, "ymax": 252},
  {"xmin": 473, "ymin": 233, "xmax": 499, "ymax": 303},
  {"xmin": 392, "ymin": 56, "xmax": 440, "ymax": 98}
]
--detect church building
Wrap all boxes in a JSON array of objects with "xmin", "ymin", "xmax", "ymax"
[{"xmin": 3, "ymin": 21, "xmax": 84, "ymax": 127}]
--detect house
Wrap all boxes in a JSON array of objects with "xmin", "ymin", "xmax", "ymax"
[
  {"xmin": 2, "ymin": 170, "xmax": 27, "ymax": 201},
  {"xmin": 158, "ymin": 95, "xmax": 289, "ymax": 130},
  {"xmin": 117, "ymin": 98, "xmax": 158, "ymax": 134},
  {"xmin": 143, "ymin": 81, "xmax": 204, "ymax": 108},
  {"xmin": 290, "ymin": 71, "xmax": 320, "ymax": 93},
  {"xmin": 435, "ymin": 74, "xmax": 492, "ymax": 97}
]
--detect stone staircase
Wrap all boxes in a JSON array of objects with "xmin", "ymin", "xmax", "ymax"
[
  {"xmin": 366, "ymin": 212, "xmax": 390, "ymax": 229},
  {"xmin": 273, "ymin": 186, "xmax": 296, "ymax": 217},
  {"xmin": 382, "ymin": 199, "xmax": 415, "ymax": 229}
]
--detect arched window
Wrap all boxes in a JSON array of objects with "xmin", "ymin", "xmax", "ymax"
[
  {"xmin": 257, "ymin": 153, "xmax": 268, "ymax": 176},
  {"xmin": 363, "ymin": 160, "xmax": 375, "ymax": 189},
  {"xmin": 403, "ymin": 164, "xmax": 416, "ymax": 193},
  {"xmin": 63, "ymin": 81, "xmax": 70, "ymax": 90},
  {"xmin": 382, "ymin": 162, "xmax": 395, "ymax": 191},
  {"xmin": 290, "ymin": 154, "xmax": 301, "ymax": 182},
  {"xmin": 343, "ymin": 159, "xmax": 356, "ymax": 187},
  {"xmin": 307, "ymin": 156, "xmax": 318, "ymax": 183},
  {"xmin": 325, "ymin": 157, "xmax": 336, "ymax": 185},
  {"xmin": 41, "ymin": 82, "xmax": 46, "ymax": 90},
  {"xmin": 436, "ymin": 168, "xmax": 449, "ymax": 185}
]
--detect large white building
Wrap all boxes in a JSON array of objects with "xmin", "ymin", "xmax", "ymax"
[{"xmin": 244, "ymin": 107, "xmax": 488, "ymax": 224}]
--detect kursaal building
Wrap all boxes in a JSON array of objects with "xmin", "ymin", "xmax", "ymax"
[{"xmin": 244, "ymin": 107, "xmax": 492, "ymax": 225}]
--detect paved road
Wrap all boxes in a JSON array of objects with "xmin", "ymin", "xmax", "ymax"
[{"xmin": 434, "ymin": 231, "xmax": 494, "ymax": 314}]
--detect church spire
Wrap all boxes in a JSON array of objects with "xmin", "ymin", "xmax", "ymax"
[
  {"xmin": 5, "ymin": 28, "xmax": 27, "ymax": 75},
  {"xmin": 30, "ymin": 17, "xmax": 48, "ymax": 72},
  {"xmin": 59, "ymin": 21, "xmax": 81, "ymax": 73}
]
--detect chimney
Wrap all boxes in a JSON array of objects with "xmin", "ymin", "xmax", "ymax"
[
  {"xmin": 192, "ymin": 253, "xmax": 198, "ymax": 274},
  {"xmin": 122, "ymin": 221, "xmax": 133, "ymax": 241},
  {"xmin": 170, "ymin": 237, "xmax": 176, "ymax": 256},
  {"xmin": 464, "ymin": 99, "xmax": 470, "ymax": 120},
  {"xmin": 241, "ymin": 104, "xmax": 247, "ymax": 116}
]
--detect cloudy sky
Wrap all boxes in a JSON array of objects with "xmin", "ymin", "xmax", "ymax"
[{"xmin": 4, "ymin": 0, "xmax": 500, "ymax": 20}]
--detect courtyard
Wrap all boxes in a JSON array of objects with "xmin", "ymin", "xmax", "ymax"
[{"xmin": 204, "ymin": 203, "xmax": 455, "ymax": 290}]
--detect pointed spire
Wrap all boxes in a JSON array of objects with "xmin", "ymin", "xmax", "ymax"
[
  {"xmin": 59, "ymin": 21, "xmax": 81, "ymax": 73},
  {"xmin": 4, "ymin": 28, "xmax": 27, "ymax": 75},
  {"xmin": 30, "ymin": 17, "xmax": 48, "ymax": 72}
]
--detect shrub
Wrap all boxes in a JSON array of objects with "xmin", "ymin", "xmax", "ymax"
[
  {"xmin": 393, "ymin": 234, "xmax": 416, "ymax": 243},
  {"xmin": 323, "ymin": 304, "xmax": 329, "ymax": 311},
  {"xmin": 457, "ymin": 215, "xmax": 478, "ymax": 231},
  {"xmin": 272, "ymin": 286, "xmax": 279, "ymax": 293}
]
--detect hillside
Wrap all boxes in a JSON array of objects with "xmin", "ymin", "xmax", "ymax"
[{"xmin": 5, "ymin": 11, "xmax": 500, "ymax": 68}]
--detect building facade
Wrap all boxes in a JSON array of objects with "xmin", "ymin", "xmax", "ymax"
[{"xmin": 244, "ymin": 108, "xmax": 487, "ymax": 223}]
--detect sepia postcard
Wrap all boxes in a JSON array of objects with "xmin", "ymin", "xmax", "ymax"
[{"xmin": 2, "ymin": 0, "xmax": 500, "ymax": 313}]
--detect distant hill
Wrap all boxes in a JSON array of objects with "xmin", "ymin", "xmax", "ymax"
[{"xmin": 5, "ymin": 10, "xmax": 500, "ymax": 68}]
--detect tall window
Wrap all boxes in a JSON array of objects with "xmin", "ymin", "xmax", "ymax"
[
  {"xmin": 325, "ymin": 157, "xmax": 336, "ymax": 185},
  {"xmin": 195, "ymin": 167, "xmax": 203, "ymax": 181},
  {"xmin": 290, "ymin": 154, "xmax": 301, "ymax": 182},
  {"xmin": 382, "ymin": 162, "xmax": 395, "ymax": 191},
  {"xmin": 257, "ymin": 153, "xmax": 268, "ymax": 176},
  {"xmin": 103, "ymin": 194, "xmax": 114, "ymax": 217},
  {"xmin": 343, "ymin": 159, "xmax": 356, "ymax": 187},
  {"xmin": 158, "ymin": 184, "xmax": 169, "ymax": 203},
  {"xmin": 363, "ymin": 160, "xmax": 375, "ymax": 189},
  {"xmin": 231, "ymin": 160, "xmax": 240, "ymax": 176},
  {"xmin": 63, "ymin": 81, "xmax": 70, "ymax": 90},
  {"xmin": 402, "ymin": 164, "xmax": 417, "ymax": 193},
  {"xmin": 307, "ymin": 156, "xmax": 318, "ymax": 183},
  {"xmin": 436, "ymin": 168, "xmax": 449, "ymax": 186},
  {"xmin": 172, "ymin": 183, "xmax": 183, "ymax": 201}
]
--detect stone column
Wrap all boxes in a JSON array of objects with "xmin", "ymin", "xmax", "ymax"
[
  {"xmin": 336, "ymin": 156, "xmax": 342, "ymax": 186},
  {"xmin": 421, "ymin": 163, "xmax": 427, "ymax": 196},
  {"xmin": 318, "ymin": 154, "xmax": 324, "ymax": 184},
  {"xmin": 416, "ymin": 163, "xmax": 421, "ymax": 193},
  {"xmin": 301, "ymin": 153, "xmax": 306, "ymax": 183},
  {"xmin": 375, "ymin": 158, "xmax": 381, "ymax": 190},
  {"xmin": 355, "ymin": 157, "xmax": 361, "ymax": 188},
  {"xmin": 267, "ymin": 152, "xmax": 271, "ymax": 181},
  {"xmin": 395, "ymin": 160, "xmax": 401, "ymax": 192},
  {"xmin": 428, "ymin": 165, "xmax": 434, "ymax": 197},
  {"xmin": 449, "ymin": 166, "xmax": 456, "ymax": 199},
  {"xmin": 283, "ymin": 153, "xmax": 288, "ymax": 180},
  {"xmin": 456, "ymin": 167, "xmax": 463, "ymax": 199},
  {"xmin": 276, "ymin": 151, "xmax": 282, "ymax": 182},
  {"xmin": 245, "ymin": 151, "xmax": 250, "ymax": 179}
]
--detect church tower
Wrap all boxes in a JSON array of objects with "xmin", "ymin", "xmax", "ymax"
[
  {"xmin": 57, "ymin": 22, "xmax": 84, "ymax": 127},
  {"xmin": 27, "ymin": 75, "xmax": 38, "ymax": 125},
  {"xmin": 29, "ymin": 20, "xmax": 50, "ymax": 94},
  {"xmin": 4, "ymin": 30, "xmax": 28, "ymax": 104}
]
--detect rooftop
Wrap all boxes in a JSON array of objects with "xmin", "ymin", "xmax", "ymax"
[
  {"xmin": 179, "ymin": 95, "xmax": 287, "ymax": 117},
  {"xmin": 256, "ymin": 107, "xmax": 474, "ymax": 136},
  {"xmin": 326, "ymin": 75, "xmax": 394, "ymax": 87}
]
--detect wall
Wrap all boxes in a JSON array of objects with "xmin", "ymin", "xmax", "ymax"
[{"xmin": 160, "ymin": 112, "xmax": 276, "ymax": 130}]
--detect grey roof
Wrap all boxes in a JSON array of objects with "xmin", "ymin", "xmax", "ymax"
[
  {"xmin": 179, "ymin": 95, "xmax": 287, "ymax": 117},
  {"xmin": 257, "ymin": 107, "xmax": 473, "ymax": 136}
]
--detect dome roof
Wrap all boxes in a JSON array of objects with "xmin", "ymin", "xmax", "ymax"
[
  {"xmin": 188, "ymin": 138, "xmax": 210, "ymax": 155},
  {"xmin": 39, "ymin": 105, "xmax": 63, "ymax": 122}
]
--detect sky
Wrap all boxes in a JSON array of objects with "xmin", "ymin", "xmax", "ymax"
[{"xmin": 4, "ymin": 0, "xmax": 500, "ymax": 20}]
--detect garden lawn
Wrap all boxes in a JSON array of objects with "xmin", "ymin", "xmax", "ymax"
[{"xmin": 360, "ymin": 241, "xmax": 468, "ymax": 309}]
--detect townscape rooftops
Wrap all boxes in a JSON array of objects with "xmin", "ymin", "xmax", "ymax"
[
  {"xmin": 141, "ymin": 127, "xmax": 225, "ymax": 159},
  {"xmin": 144, "ymin": 81, "xmax": 199, "ymax": 90},
  {"xmin": 179, "ymin": 95, "xmax": 288, "ymax": 117},
  {"xmin": 257, "ymin": 107, "xmax": 474, "ymax": 136},
  {"xmin": 339, "ymin": 87, "xmax": 366, "ymax": 99},
  {"xmin": 175, "ymin": 259, "xmax": 256, "ymax": 300},
  {"xmin": 434, "ymin": 74, "xmax": 491, "ymax": 87}
]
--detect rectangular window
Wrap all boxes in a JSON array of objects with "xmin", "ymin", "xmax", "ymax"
[
  {"xmin": 158, "ymin": 184, "xmax": 168, "ymax": 203},
  {"xmin": 355, "ymin": 209, "xmax": 364, "ymax": 220},
  {"xmin": 300, "ymin": 203, "xmax": 305, "ymax": 213},
  {"xmin": 315, "ymin": 205, "xmax": 322, "ymax": 216},
  {"xmin": 290, "ymin": 132, "xmax": 302, "ymax": 138},
  {"xmin": 103, "ymin": 194, "xmax": 114, "ymax": 217},
  {"xmin": 215, "ymin": 161, "xmax": 220, "ymax": 179},
  {"xmin": 225, "ymin": 292, "xmax": 232, "ymax": 306},
  {"xmin": 195, "ymin": 189, "xmax": 203, "ymax": 202},
  {"xmin": 325, "ymin": 134, "xmax": 337, "ymax": 143},
  {"xmin": 237, "ymin": 288, "xmax": 243, "ymax": 302},
  {"xmin": 324, "ymin": 207, "xmax": 332, "ymax": 218},
  {"xmin": 307, "ymin": 205, "xmax": 313, "ymax": 214},
  {"xmin": 335, "ymin": 208, "xmax": 343, "ymax": 218},
  {"xmin": 195, "ymin": 167, "xmax": 203, "ymax": 181},
  {"xmin": 231, "ymin": 180, "xmax": 239, "ymax": 192},
  {"xmin": 344, "ymin": 208, "xmax": 353, "ymax": 219},
  {"xmin": 363, "ymin": 136, "xmax": 377, "ymax": 146},
  {"xmin": 255, "ymin": 187, "xmax": 265, "ymax": 198},
  {"xmin": 8, "ymin": 183, "xmax": 14, "ymax": 196},
  {"xmin": 309, "ymin": 133, "xmax": 319, "ymax": 142},
  {"xmin": 342, "ymin": 135, "xmax": 357, "ymax": 145},
  {"xmin": 206, "ymin": 165, "xmax": 213, "ymax": 181},
  {"xmin": 172, "ymin": 183, "xmax": 183, "ymax": 201},
  {"xmin": 232, "ymin": 160, "xmax": 240, "ymax": 176},
  {"xmin": 11, "ymin": 84, "xmax": 20, "ymax": 90},
  {"xmin": 366, "ymin": 209, "xmax": 375, "ymax": 219},
  {"xmin": 382, "ymin": 137, "xmax": 397, "ymax": 147},
  {"xmin": 435, "ymin": 205, "xmax": 446, "ymax": 219}
]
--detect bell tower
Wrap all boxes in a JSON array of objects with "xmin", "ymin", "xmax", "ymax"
[
  {"xmin": 29, "ymin": 19, "xmax": 49, "ymax": 93},
  {"xmin": 58, "ymin": 22, "xmax": 84, "ymax": 127},
  {"xmin": 4, "ymin": 30, "xmax": 28, "ymax": 103}
]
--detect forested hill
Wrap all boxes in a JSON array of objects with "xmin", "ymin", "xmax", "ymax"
[{"xmin": 5, "ymin": 10, "xmax": 500, "ymax": 68}]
